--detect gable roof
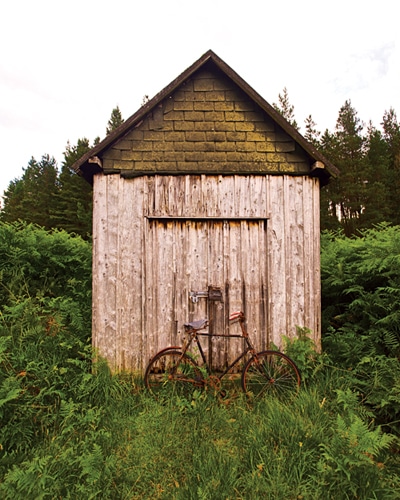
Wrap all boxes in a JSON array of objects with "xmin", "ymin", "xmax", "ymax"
[{"xmin": 72, "ymin": 50, "xmax": 339, "ymax": 185}]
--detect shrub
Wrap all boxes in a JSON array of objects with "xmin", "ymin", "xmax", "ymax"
[
  {"xmin": 321, "ymin": 224, "xmax": 400, "ymax": 359},
  {"xmin": 0, "ymin": 221, "xmax": 92, "ymax": 321}
]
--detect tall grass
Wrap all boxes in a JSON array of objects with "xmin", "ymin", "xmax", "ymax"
[
  {"xmin": 1, "ymin": 379, "xmax": 398, "ymax": 499},
  {"xmin": 1, "ymin": 222, "xmax": 400, "ymax": 498},
  {"xmin": 1, "ymin": 307, "xmax": 399, "ymax": 500},
  {"xmin": 3, "ymin": 363, "xmax": 397, "ymax": 499}
]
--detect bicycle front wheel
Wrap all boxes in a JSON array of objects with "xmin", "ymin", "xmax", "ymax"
[
  {"xmin": 241, "ymin": 351, "xmax": 301, "ymax": 399},
  {"xmin": 144, "ymin": 349, "xmax": 204, "ymax": 398}
]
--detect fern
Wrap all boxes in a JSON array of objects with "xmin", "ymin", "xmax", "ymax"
[
  {"xmin": 1, "ymin": 455, "xmax": 55, "ymax": 499},
  {"xmin": 322, "ymin": 225, "xmax": 400, "ymax": 358}
]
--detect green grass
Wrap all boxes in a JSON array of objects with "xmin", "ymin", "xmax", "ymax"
[{"xmin": 1, "ymin": 371, "xmax": 399, "ymax": 500}]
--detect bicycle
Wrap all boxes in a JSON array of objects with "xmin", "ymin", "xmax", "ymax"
[{"xmin": 144, "ymin": 311, "xmax": 301, "ymax": 399}]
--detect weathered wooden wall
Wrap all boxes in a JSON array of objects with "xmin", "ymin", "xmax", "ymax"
[{"xmin": 92, "ymin": 173, "xmax": 320, "ymax": 372}]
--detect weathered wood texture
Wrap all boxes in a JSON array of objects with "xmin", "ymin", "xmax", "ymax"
[{"xmin": 92, "ymin": 173, "xmax": 320, "ymax": 372}]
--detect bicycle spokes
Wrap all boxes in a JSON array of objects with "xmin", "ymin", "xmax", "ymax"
[
  {"xmin": 144, "ymin": 350, "xmax": 204, "ymax": 397},
  {"xmin": 242, "ymin": 351, "xmax": 301, "ymax": 399}
]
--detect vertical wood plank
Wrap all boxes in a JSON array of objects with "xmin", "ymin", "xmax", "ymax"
[
  {"xmin": 208, "ymin": 220, "xmax": 226, "ymax": 368},
  {"xmin": 302, "ymin": 176, "xmax": 314, "ymax": 338},
  {"xmin": 116, "ymin": 177, "xmax": 145, "ymax": 371},
  {"xmin": 292, "ymin": 177, "xmax": 306, "ymax": 334},
  {"xmin": 267, "ymin": 175, "xmax": 287, "ymax": 348},
  {"xmin": 92, "ymin": 174, "xmax": 107, "ymax": 362},
  {"xmin": 93, "ymin": 175, "xmax": 120, "ymax": 371}
]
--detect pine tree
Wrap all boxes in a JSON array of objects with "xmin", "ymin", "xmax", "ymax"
[
  {"xmin": 360, "ymin": 124, "xmax": 392, "ymax": 226},
  {"xmin": 382, "ymin": 108, "xmax": 400, "ymax": 225},
  {"xmin": 322, "ymin": 101, "xmax": 367, "ymax": 235},
  {"xmin": 273, "ymin": 87, "xmax": 299, "ymax": 130},
  {"xmin": 50, "ymin": 138, "xmax": 93, "ymax": 239},
  {"xmin": 0, "ymin": 179, "xmax": 25, "ymax": 223},
  {"xmin": 106, "ymin": 106, "xmax": 124, "ymax": 135},
  {"xmin": 1, "ymin": 155, "xmax": 59, "ymax": 229},
  {"xmin": 319, "ymin": 129, "xmax": 341, "ymax": 231},
  {"xmin": 304, "ymin": 114, "xmax": 321, "ymax": 147}
]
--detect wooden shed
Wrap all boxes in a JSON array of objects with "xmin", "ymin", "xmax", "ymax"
[{"xmin": 73, "ymin": 50, "xmax": 338, "ymax": 373}]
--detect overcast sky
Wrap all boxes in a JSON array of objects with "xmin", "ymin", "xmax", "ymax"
[{"xmin": 1, "ymin": 0, "xmax": 399, "ymax": 197}]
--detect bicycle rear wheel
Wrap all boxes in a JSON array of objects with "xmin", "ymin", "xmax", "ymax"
[
  {"xmin": 241, "ymin": 351, "xmax": 301, "ymax": 399},
  {"xmin": 144, "ymin": 349, "xmax": 204, "ymax": 398}
]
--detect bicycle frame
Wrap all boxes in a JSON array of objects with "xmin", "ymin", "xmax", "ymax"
[{"xmin": 181, "ymin": 311, "xmax": 257, "ymax": 382}]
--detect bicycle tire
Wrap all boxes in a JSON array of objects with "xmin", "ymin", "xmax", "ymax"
[
  {"xmin": 144, "ymin": 349, "xmax": 204, "ymax": 397},
  {"xmin": 241, "ymin": 350, "xmax": 301, "ymax": 399}
]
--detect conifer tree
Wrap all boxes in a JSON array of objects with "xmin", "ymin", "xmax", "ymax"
[
  {"xmin": 361, "ymin": 124, "xmax": 392, "ymax": 226},
  {"xmin": 304, "ymin": 114, "xmax": 321, "ymax": 147},
  {"xmin": 321, "ymin": 101, "xmax": 367, "ymax": 235},
  {"xmin": 382, "ymin": 108, "xmax": 400, "ymax": 224},
  {"xmin": 0, "ymin": 178, "xmax": 25, "ymax": 223},
  {"xmin": 1, "ymin": 155, "xmax": 59, "ymax": 229},
  {"xmin": 51, "ymin": 138, "xmax": 93, "ymax": 239},
  {"xmin": 273, "ymin": 87, "xmax": 299, "ymax": 130},
  {"xmin": 106, "ymin": 106, "xmax": 124, "ymax": 135},
  {"xmin": 1, "ymin": 107, "xmax": 124, "ymax": 239},
  {"xmin": 319, "ymin": 129, "xmax": 342, "ymax": 231}
]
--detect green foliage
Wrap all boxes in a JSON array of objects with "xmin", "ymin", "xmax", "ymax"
[
  {"xmin": 317, "ymin": 406, "xmax": 395, "ymax": 498},
  {"xmin": 304, "ymin": 114, "xmax": 321, "ymax": 147},
  {"xmin": 282, "ymin": 326, "xmax": 320, "ymax": 383},
  {"xmin": 316, "ymin": 102, "xmax": 400, "ymax": 235},
  {"xmin": 0, "ymin": 147, "xmax": 92, "ymax": 240},
  {"xmin": 0, "ymin": 221, "xmax": 91, "ymax": 314},
  {"xmin": 0, "ymin": 106, "xmax": 126, "ymax": 240},
  {"xmin": 0, "ymin": 399, "xmax": 119, "ymax": 499},
  {"xmin": 50, "ymin": 138, "xmax": 93, "ymax": 239},
  {"xmin": 382, "ymin": 108, "xmax": 400, "ymax": 225},
  {"xmin": 271, "ymin": 92, "xmax": 400, "ymax": 235},
  {"xmin": 273, "ymin": 87, "xmax": 299, "ymax": 130},
  {"xmin": 1, "ymin": 339, "xmax": 399, "ymax": 499},
  {"xmin": 356, "ymin": 355, "xmax": 400, "ymax": 429},
  {"xmin": 321, "ymin": 224, "xmax": 400, "ymax": 432},
  {"xmin": 320, "ymin": 101, "xmax": 368, "ymax": 236},
  {"xmin": 0, "ymin": 222, "xmax": 92, "ymax": 456},
  {"xmin": 106, "ymin": 105, "xmax": 124, "ymax": 135},
  {"xmin": 1, "ymin": 208, "xmax": 400, "ymax": 498},
  {"xmin": 1, "ymin": 155, "xmax": 59, "ymax": 230},
  {"xmin": 0, "ymin": 298, "xmax": 93, "ymax": 456},
  {"xmin": 321, "ymin": 224, "xmax": 400, "ymax": 358}
]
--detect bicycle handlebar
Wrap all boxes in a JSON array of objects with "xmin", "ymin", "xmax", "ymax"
[{"xmin": 229, "ymin": 311, "xmax": 245, "ymax": 322}]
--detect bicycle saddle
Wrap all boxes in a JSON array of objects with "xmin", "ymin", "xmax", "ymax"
[{"xmin": 184, "ymin": 318, "xmax": 208, "ymax": 330}]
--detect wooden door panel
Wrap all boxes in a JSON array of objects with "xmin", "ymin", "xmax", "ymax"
[{"xmin": 144, "ymin": 219, "xmax": 268, "ymax": 369}]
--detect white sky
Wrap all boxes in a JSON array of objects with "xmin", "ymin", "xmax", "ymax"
[{"xmin": 1, "ymin": 0, "xmax": 399, "ymax": 197}]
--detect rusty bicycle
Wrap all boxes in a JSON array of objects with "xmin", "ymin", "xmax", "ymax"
[{"xmin": 144, "ymin": 311, "xmax": 301, "ymax": 399}]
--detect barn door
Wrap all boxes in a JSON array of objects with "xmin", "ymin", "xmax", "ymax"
[{"xmin": 144, "ymin": 217, "xmax": 268, "ymax": 369}]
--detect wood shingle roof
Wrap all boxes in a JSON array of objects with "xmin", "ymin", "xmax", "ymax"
[{"xmin": 73, "ymin": 50, "xmax": 338, "ymax": 185}]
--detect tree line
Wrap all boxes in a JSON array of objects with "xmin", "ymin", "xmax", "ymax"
[
  {"xmin": 2, "ymin": 96, "xmax": 400, "ymax": 238},
  {"xmin": 274, "ymin": 89, "xmax": 400, "ymax": 235},
  {"xmin": 0, "ymin": 107, "xmax": 124, "ymax": 239}
]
